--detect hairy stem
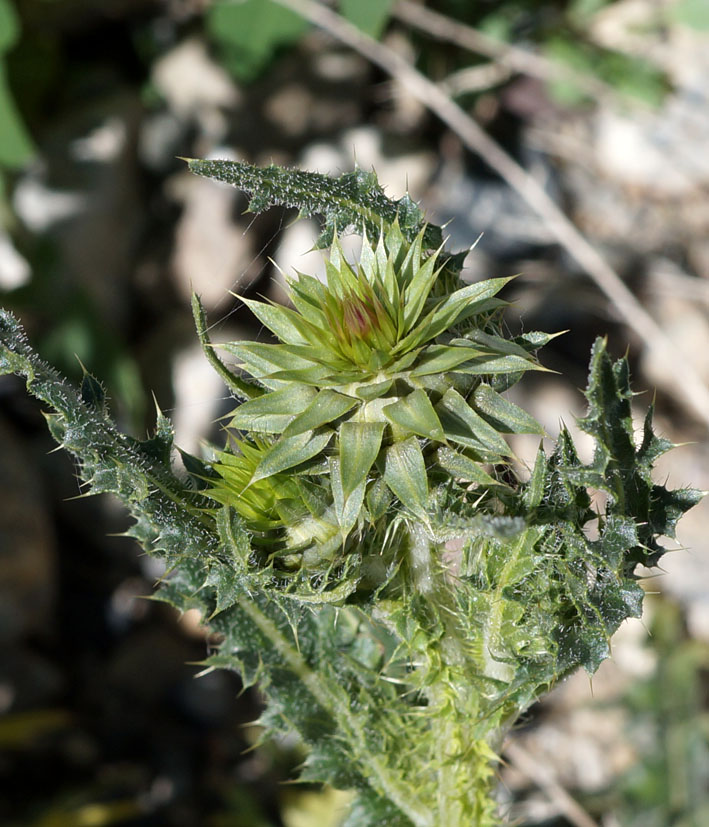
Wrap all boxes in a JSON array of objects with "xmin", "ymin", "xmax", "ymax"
[{"xmin": 241, "ymin": 598, "xmax": 435, "ymax": 827}]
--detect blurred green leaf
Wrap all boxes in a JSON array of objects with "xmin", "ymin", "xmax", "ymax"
[
  {"xmin": 0, "ymin": 170, "xmax": 7, "ymax": 223},
  {"xmin": 543, "ymin": 36, "xmax": 666, "ymax": 107},
  {"xmin": 0, "ymin": 708, "xmax": 71, "ymax": 748},
  {"xmin": 671, "ymin": 0, "xmax": 709, "ymax": 30},
  {"xmin": 598, "ymin": 51, "xmax": 668, "ymax": 107},
  {"xmin": 339, "ymin": 0, "xmax": 393, "ymax": 38},
  {"xmin": 0, "ymin": 0, "xmax": 33, "ymax": 168},
  {"xmin": 207, "ymin": 0, "xmax": 308, "ymax": 82},
  {"xmin": 0, "ymin": 63, "xmax": 34, "ymax": 167},
  {"xmin": 32, "ymin": 799, "xmax": 143, "ymax": 827},
  {"xmin": 568, "ymin": 0, "xmax": 612, "ymax": 25},
  {"xmin": 477, "ymin": 10, "xmax": 513, "ymax": 42},
  {"xmin": 0, "ymin": 0, "xmax": 19, "ymax": 54}
]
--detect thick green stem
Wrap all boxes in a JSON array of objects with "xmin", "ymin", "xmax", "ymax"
[
  {"xmin": 408, "ymin": 522, "xmax": 435, "ymax": 595},
  {"xmin": 404, "ymin": 524, "xmax": 501, "ymax": 824}
]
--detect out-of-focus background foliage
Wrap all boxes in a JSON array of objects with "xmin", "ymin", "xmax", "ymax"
[{"xmin": 1, "ymin": 1, "xmax": 709, "ymax": 824}]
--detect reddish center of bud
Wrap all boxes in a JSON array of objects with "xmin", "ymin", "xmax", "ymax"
[{"xmin": 343, "ymin": 299, "xmax": 371, "ymax": 337}]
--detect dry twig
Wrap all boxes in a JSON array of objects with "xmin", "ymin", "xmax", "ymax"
[
  {"xmin": 439, "ymin": 63, "xmax": 513, "ymax": 97},
  {"xmin": 393, "ymin": 0, "xmax": 617, "ymax": 106},
  {"xmin": 504, "ymin": 740, "xmax": 600, "ymax": 827}
]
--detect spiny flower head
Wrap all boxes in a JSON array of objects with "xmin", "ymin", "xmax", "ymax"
[
  {"xmin": 206, "ymin": 435, "xmax": 346, "ymax": 567},
  {"xmin": 214, "ymin": 223, "xmax": 549, "ymax": 550},
  {"xmin": 206, "ymin": 435, "xmax": 302, "ymax": 533}
]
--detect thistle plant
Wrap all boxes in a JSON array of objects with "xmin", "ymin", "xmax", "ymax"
[{"xmin": 0, "ymin": 159, "xmax": 702, "ymax": 826}]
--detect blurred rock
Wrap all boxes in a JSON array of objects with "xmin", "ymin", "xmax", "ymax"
[
  {"xmin": 139, "ymin": 110, "xmax": 185, "ymax": 171},
  {"xmin": 171, "ymin": 340, "xmax": 230, "ymax": 456},
  {"xmin": 152, "ymin": 37, "xmax": 238, "ymax": 140},
  {"xmin": 426, "ymin": 145, "xmax": 559, "ymax": 259},
  {"xmin": 688, "ymin": 239, "xmax": 709, "ymax": 280},
  {"xmin": 0, "ymin": 232, "xmax": 30, "ymax": 291},
  {"xmin": 513, "ymin": 704, "xmax": 636, "ymax": 793},
  {"xmin": 264, "ymin": 84, "xmax": 317, "ymax": 138},
  {"xmin": 641, "ymin": 259, "xmax": 709, "ymax": 386},
  {"xmin": 593, "ymin": 95, "xmax": 709, "ymax": 197},
  {"xmin": 15, "ymin": 96, "xmax": 145, "ymax": 329},
  {"xmin": 71, "ymin": 116, "xmax": 127, "ymax": 163},
  {"xmin": 13, "ymin": 171, "xmax": 86, "ymax": 233},
  {"xmin": 169, "ymin": 163, "xmax": 257, "ymax": 307},
  {"xmin": 573, "ymin": 2, "xmax": 709, "ymax": 211}
]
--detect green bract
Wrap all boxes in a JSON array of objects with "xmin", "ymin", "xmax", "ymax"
[{"xmin": 209, "ymin": 224, "xmax": 546, "ymax": 564}]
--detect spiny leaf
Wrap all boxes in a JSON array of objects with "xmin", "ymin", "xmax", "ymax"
[
  {"xmin": 228, "ymin": 384, "xmax": 317, "ymax": 433},
  {"xmin": 521, "ymin": 444, "xmax": 546, "ymax": 510},
  {"xmin": 382, "ymin": 436, "xmax": 429, "ymax": 522},
  {"xmin": 283, "ymin": 389, "xmax": 358, "ymax": 437},
  {"xmin": 339, "ymin": 420, "xmax": 386, "ymax": 499},
  {"xmin": 400, "ymin": 239, "xmax": 443, "ymax": 332},
  {"xmin": 250, "ymin": 430, "xmax": 332, "ymax": 484},
  {"xmin": 382, "ymin": 389, "xmax": 445, "ymax": 441},
  {"xmin": 330, "ymin": 456, "xmax": 366, "ymax": 537},
  {"xmin": 472, "ymin": 383, "xmax": 544, "ymax": 435},
  {"xmin": 184, "ymin": 158, "xmax": 444, "ymax": 250},
  {"xmin": 79, "ymin": 364, "xmax": 107, "ymax": 413},
  {"xmin": 238, "ymin": 294, "xmax": 312, "ymax": 345},
  {"xmin": 435, "ymin": 446, "xmax": 501, "ymax": 488},
  {"xmin": 222, "ymin": 341, "xmax": 323, "ymax": 382},
  {"xmin": 577, "ymin": 337, "xmax": 636, "ymax": 470},
  {"xmin": 436, "ymin": 388, "xmax": 512, "ymax": 460},
  {"xmin": 365, "ymin": 477, "xmax": 393, "ymax": 522},
  {"xmin": 409, "ymin": 343, "xmax": 485, "ymax": 376},
  {"xmin": 394, "ymin": 277, "xmax": 513, "ymax": 353},
  {"xmin": 636, "ymin": 402, "xmax": 675, "ymax": 470}
]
